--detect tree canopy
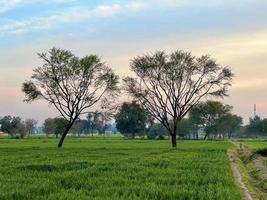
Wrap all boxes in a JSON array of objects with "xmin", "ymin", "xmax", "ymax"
[
  {"xmin": 115, "ymin": 101, "xmax": 150, "ymax": 138},
  {"xmin": 124, "ymin": 50, "xmax": 233, "ymax": 147},
  {"xmin": 22, "ymin": 48, "xmax": 119, "ymax": 147},
  {"xmin": 189, "ymin": 101, "xmax": 242, "ymax": 139},
  {"xmin": 0, "ymin": 116, "xmax": 35, "ymax": 138},
  {"xmin": 43, "ymin": 118, "xmax": 68, "ymax": 138}
]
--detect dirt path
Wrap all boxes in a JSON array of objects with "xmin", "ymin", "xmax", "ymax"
[{"xmin": 228, "ymin": 148, "xmax": 253, "ymax": 200}]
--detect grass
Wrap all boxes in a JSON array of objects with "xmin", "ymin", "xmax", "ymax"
[
  {"xmin": 239, "ymin": 139, "xmax": 267, "ymax": 166},
  {"xmin": 0, "ymin": 138, "xmax": 241, "ymax": 200},
  {"xmin": 239, "ymin": 139, "xmax": 267, "ymax": 150}
]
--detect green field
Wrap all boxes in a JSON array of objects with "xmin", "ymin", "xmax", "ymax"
[
  {"xmin": 0, "ymin": 138, "xmax": 241, "ymax": 200},
  {"xmin": 239, "ymin": 139, "xmax": 267, "ymax": 150}
]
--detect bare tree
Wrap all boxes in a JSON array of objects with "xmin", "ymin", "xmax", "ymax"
[
  {"xmin": 124, "ymin": 50, "xmax": 233, "ymax": 148},
  {"xmin": 22, "ymin": 48, "xmax": 119, "ymax": 147}
]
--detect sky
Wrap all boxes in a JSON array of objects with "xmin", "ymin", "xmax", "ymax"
[{"xmin": 0, "ymin": 0, "xmax": 267, "ymax": 124}]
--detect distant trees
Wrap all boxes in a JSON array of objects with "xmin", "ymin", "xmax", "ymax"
[
  {"xmin": 177, "ymin": 118, "xmax": 194, "ymax": 139},
  {"xmin": 22, "ymin": 48, "xmax": 119, "ymax": 147},
  {"xmin": 243, "ymin": 115, "xmax": 267, "ymax": 137},
  {"xmin": 73, "ymin": 113, "xmax": 113, "ymax": 136},
  {"xmin": 115, "ymin": 101, "xmax": 150, "ymax": 138},
  {"xmin": 124, "ymin": 50, "xmax": 233, "ymax": 147},
  {"xmin": 147, "ymin": 123, "xmax": 168, "ymax": 139},
  {"xmin": 44, "ymin": 118, "xmax": 68, "ymax": 138},
  {"xmin": 216, "ymin": 114, "xmax": 242, "ymax": 139},
  {"xmin": 25, "ymin": 119, "xmax": 38, "ymax": 135},
  {"xmin": 43, "ymin": 114, "xmax": 114, "ymax": 137},
  {"xmin": 0, "ymin": 116, "xmax": 37, "ymax": 138},
  {"xmin": 90, "ymin": 112, "xmax": 112, "ymax": 134},
  {"xmin": 188, "ymin": 101, "xmax": 242, "ymax": 139}
]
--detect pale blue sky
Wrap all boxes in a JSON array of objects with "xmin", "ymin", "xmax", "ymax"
[{"xmin": 1, "ymin": 0, "xmax": 267, "ymax": 123}]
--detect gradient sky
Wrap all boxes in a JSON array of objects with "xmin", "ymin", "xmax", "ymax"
[{"xmin": 0, "ymin": 0, "xmax": 267, "ymax": 124}]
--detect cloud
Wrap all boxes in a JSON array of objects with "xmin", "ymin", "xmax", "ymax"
[
  {"xmin": 0, "ymin": 1, "xmax": 146, "ymax": 35},
  {"xmin": 1, "ymin": 0, "xmax": 265, "ymax": 35},
  {"xmin": 0, "ymin": 0, "xmax": 21, "ymax": 13},
  {"xmin": 0, "ymin": 0, "xmax": 77, "ymax": 14}
]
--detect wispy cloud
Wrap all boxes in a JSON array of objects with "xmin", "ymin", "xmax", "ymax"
[
  {"xmin": 0, "ymin": 1, "xmax": 145, "ymax": 35},
  {"xmin": 1, "ymin": 0, "xmax": 264, "ymax": 35}
]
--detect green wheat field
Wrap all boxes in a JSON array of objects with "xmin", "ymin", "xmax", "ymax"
[{"xmin": 0, "ymin": 138, "xmax": 243, "ymax": 200}]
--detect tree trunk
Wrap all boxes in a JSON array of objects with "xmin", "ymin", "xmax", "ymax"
[
  {"xmin": 171, "ymin": 133, "xmax": 177, "ymax": 148},
  {"xmin": 58, "ymin": 122, "xmax": 74, "ymax": 148},
  {"xmin": 195, "ymin": 132, "xmax": 198, "ymax": 140},
  {"xmin": 171, "ymin": 120, "xmax": 178, "ymax": 148}
]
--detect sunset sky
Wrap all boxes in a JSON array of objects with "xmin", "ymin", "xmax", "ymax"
[{"xmin": 0, "ymin": 0, "xmax": 267, "ymax": 124}]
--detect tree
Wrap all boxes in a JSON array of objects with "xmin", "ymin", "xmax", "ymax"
[
  {"xmin": 243, "ymin": 115, "xmax": 267, "ymax": 137},
  {"xmin": 44, "ymin": 117, "xmax": 69, "ymax": 138},
  {"xmin": 189, "ymin": 101, "xmax": 232, "ymax": 140},
  {"xmin": 262, "ymin": 118, "xmax": 267, "ymax": 135},
  {"xmin": 70, "ymin": 119, "xmax": 86, "ymax": 136},
  {"xmin": 246, "ymin": 115, "xmax": 263, "ymax": 136},
  {"xmin": 43, "ymin": 118, "xmax": 54, "ymax": 136},
  {"xmin": 0, "ymin": 116, "xmax": 13, "ymax": 135},
  {"xmin": 147, "ymin": 123, "xmax": 168, "ymax": 139},
  {"xmin": 93, "ymin": 112, "xmax": 113, "ymax": 134},
  {"xmin": 188, "ymin": 105, "xmax": 204, "ymax": 140},
  {"xmin": 216, "ymin": 114, "xmax": 242, "ymax": 139},
  {"xmin": 85, "ymin": 113, "xmax": 95, "ymax": 136},
  {"xmin": 115, "ymin": 101, "xmax": 149, "ymax": 138},
  {"xmin": 22, "ymin": 48, "xmax": 119, "ymax": 147},
  {"xmin": 0, "ymin": 116, "xmax": 26, "ymax": 138},
  {"xmin": 177, "ymin": 118, "xmax": 194, "ymax": 139},
  {"xmin": 25, "ymin": 119, "xmax": 37, "ymax": 135},
  {"xmin": 189, "ymin": 101, "xmax": 242, "ymax": 139},
  {"xmin": 124, "ymin": 51, "xmax": 233, "ymax": 147}
]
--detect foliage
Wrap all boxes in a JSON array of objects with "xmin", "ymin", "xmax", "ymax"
[
  {"xmin": 0, "ymin": 116, "xmax": 27, "ymax": 138},
  {"xmin": 240, "ymin": 116, "xmax": 267, "ymax": 137},
  {"xmin": 189, "ymin": 101, "xmax": 242, "ymax": 139},
  {"xmin": 43, "ymin": 118, "xmax": 68, "ymax": 138},
  {"xmin": 0, "ymin": 138, "xmax": 241, "ymax": 200},
  {"xmin": 216, "ymin": 114, "xmax": 242, "ymax": 138},
  {"xmin": 69, "ymin": 113, "xmax": 113, "ymax": 136},
  {"xmin": 70, "ymin": 119, "xmax": 87, "ymax": 136},
  {"xmin": 25, "ymin": 118, "xmax": 38, "ymax": 135},
  {"xmin": 90, "ymin": 112, "xmax": 112, "ymax": 134},
  {"xmin": 176, "ymin": 118, "xmax": 195, "ymax": 138},
  {"xmin": 22, "ymin": 48, "xmax": 119, "ymax": 147},
  {"xmin": 147, "ymin": 123, "xmax": 168, "ymax": 139},
  {"xmin": 115, "ymin": 101, "xmax": 150, "ymax": 138},
  {"xmin": 124, "ymin": 50, "xmax": 233, "ymax": 147}
]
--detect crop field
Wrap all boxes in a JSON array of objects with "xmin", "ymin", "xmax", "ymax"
[
  {"xmin": 239, "ymin": 139, "xmax": 267, "ymax": 150},
  {"xmin": 0, "ymin": 138, "xmax": 241, "ymax": 200}
]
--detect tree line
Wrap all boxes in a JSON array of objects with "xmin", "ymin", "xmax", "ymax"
[
  {"xmin": 43, "ymin": 113, "xmax": 115, "ymax": 138},
  {"xmin": 1, "ymin": 102, "xmax": 266, "ymax": 140},
  {"xmin": 0, "ymin": 116, "xmax": 37, "ymax": 138},
  {"xmin": 114, "ymin": 100, "xmax": 243, "ymax": 140}
]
